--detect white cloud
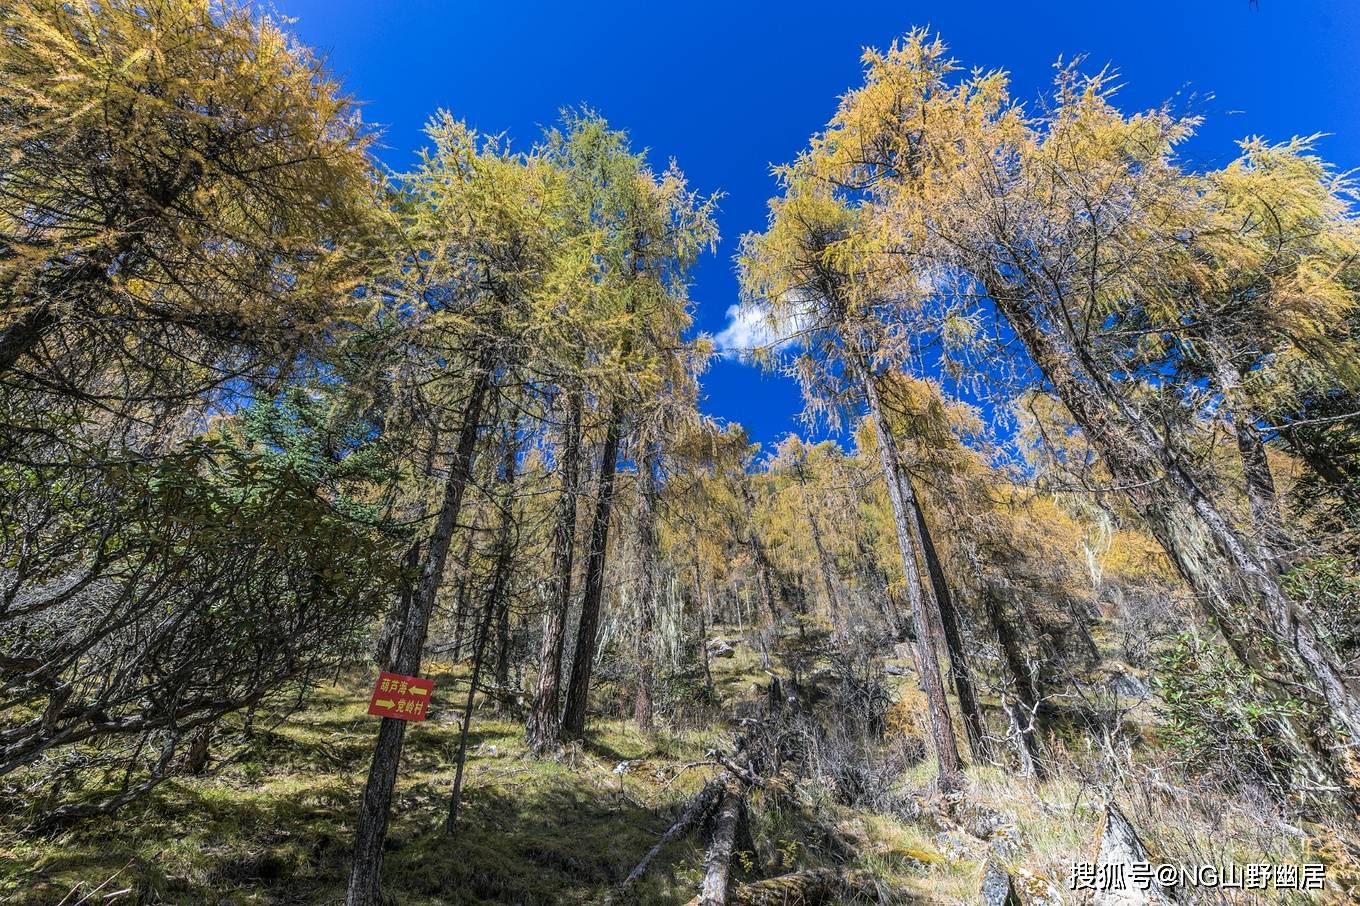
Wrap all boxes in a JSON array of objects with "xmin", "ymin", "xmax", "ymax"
[{"xmin": 712, "ymin": 302, "xmax": 804, "ymax": 360}]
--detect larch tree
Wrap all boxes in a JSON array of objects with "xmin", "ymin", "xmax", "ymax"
[
  {"xmin": 346, "ymin": 117, "xmax": 585, "ymax": 905},
  {"xmin": 0, "ymin": 0, "xmax": 378, "ymax": 443},
  {"xmin": 556, "ymin": 115, "xmax": 718, "ymax": 743},
  {"xmin": 814, "ymin": 30, "xmax": 1360, "ymax": 814},
  {"xmin": 738, "ymin": 172, "xmax": 964, "ymax": 786}
]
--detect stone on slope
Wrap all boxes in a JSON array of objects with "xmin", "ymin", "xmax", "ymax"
[
  {"xmin": 980, "ymin": 858, "xmax": 1023, "ymax": 906},
  {"xmin": 1093, "ymin": 801, "xmax": 1173, "ymax": 905}
]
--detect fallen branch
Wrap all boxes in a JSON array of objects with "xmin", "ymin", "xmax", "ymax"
[{"xmin": 606, "ymin": 776, "xmax": 726, "ymax": 903}]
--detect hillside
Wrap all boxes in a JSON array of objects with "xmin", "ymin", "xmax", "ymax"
[
  {"xmin": 5, "ymin": 3, "xmax": 1360, "ymax": 905},
  {"xmin": 6, "ymin": 626, "xmax": 1343, "ymax": 905}
]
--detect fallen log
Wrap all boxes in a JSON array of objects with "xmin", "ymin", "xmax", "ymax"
[
  {"xmin": 696, "ymin": 779, "xmax": 745, "ymax": 905},
  {"xmin": 606, "ymin": 776, "xmax": 726, "ymax": 904}
]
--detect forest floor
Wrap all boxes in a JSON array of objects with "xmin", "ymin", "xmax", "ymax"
[{"xmin": 1, "ymin": 627, "xmax": 1332, "ymax": 905}]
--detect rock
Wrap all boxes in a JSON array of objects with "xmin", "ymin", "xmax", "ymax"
[
  {"xmin": 932, "ymin": 829, "xmax": 975, "ymax": 861},
  {"xmin": 956, "ymin": 801, "xmax": 1012, "ymax": 842},
  {"xmin": 707, "ymin": 638, "xmax": 736, "ymax": 658},
  {"xmin": 1106, "ymin": 671, "xmax": 1150, "ymax": 701},
  {"xmin": 980, "ymin": 858, "xmax": 1023, "ymax": 906},
  {"xmin": 1012, "ymin": 867, "xmax": 1064, "ymax": 906},
  {"xmin": 1093, "ymin": 801, "xmax": 1173, "ymax": 905},
  {"xmin": 987, "ymin": 827, "xmax": 1020, "ymax": 861}
]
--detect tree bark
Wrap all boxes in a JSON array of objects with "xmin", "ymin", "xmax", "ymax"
[
  {"xmin": 346, "ymin": 362, "xmax": 492, "ymax": 906},
  {"xmin": 851, "ymin": 353, "xmax": 962, "ymax": 786},
  {"xmin": 561, "ymin": 397, "xmax": 625, "ymax": 740},
  {"xmin": 909, "ymin": 494, "xmax": 989, "ymax": 762},
  {"xmin": 697, "ymin": 780, "xmax": 744, "ymax": 906},
  {"xmin": 526, "ymin": 390, "xmax": 583, "ymax": 754}
]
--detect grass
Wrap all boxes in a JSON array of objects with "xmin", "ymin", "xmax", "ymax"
[
  {"xmin": 1, "ymin": 626, "xmax": 1340, "ymax": 904},
  {"xmin": 0, "ymin": 675, "xmax": 720, "ymax": 905}
]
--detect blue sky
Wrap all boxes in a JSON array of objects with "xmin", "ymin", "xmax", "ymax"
[{"xmin": 272, "ymin": 0, "xmax": 1359, "ymax": 451}]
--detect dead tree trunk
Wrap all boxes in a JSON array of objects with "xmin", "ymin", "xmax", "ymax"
[
  {"xmin": 909, "ymin": 494, "xmax": 988, "ymax": 762},
  {"xmin": 852, "ymin": 353, "xmax": 962, "ymax": 785},
  {"xmin": 526, "ymin": 390, "xmax": 582, "ymax": 754},
  {"xmin": 346, "ymin": 362, "xmax": 492, "ymax": 906},
  {"xmin": 610, "ymin": 778, "xmax": 726, "ymax": 904},
  {"xmin": 981, "ymin": 582, "xmax": 1046, "ymax": 780},
  {"xmin": 562, "ymin": 397, "xmax": 625, "ymax": 740},
  {"xmin": 696, "ymin": 780, "xmax": 745, "ymax": 906}
]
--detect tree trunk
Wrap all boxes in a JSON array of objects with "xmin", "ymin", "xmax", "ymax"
[
  {"xmin": 449, "ymin": 531, "xmax": 477, "ymax": 661},
  {"xmin": 740, "ymin": 479, "xmax": 783, "ymax": 628},
  {"xmin": 698, "ymin": 589, "xmax": 717, "ymax": 695},
  {"xmin": 909, "ymin": 494, "xmax": 989, "ymax": 762},
  {"xmin": 982, "ymin": 583, "xmax": 1046, "ymax": 780},
  {"xmin": 1204, "ymin": 335, "xmax": 1288, "ymax": 565},
  {"xmin": 634, "ymin": 448, "xmax": 660, "ymax": 732},
  {"xmin": 526, "ymin": 391, "xmax": 583, "ymax": 754},
  {"xmin": 449, "ymin": 433, "xmax": 518, "ymax": 830},
  {"xmin": 561, "ymin": 398, "xmax": 625, "ymax": 741},
  {"xmin": 794, "ymin": 464, "xmax": 840, "ymax": 623},
  {"xmin": 852, "ymin": 353, "xmax": 962, "ymax": 786},
  {"xmin": 493, "ymin": 596, "xmax": 511, "ymax": 714},
  {"xmin": 697, "ymin": 780, "xmax": 744, "ymax": 906},
  {"xmin": 183, "ymin": 726, "xmax": 211, "ymax": 776},
  {"xmin": 346, "ymin": 363, "xmax": 492, "ymax": 906},
  {"xmin": 613, "ymin": 777, "xmax": 725, "ymax": 899}
]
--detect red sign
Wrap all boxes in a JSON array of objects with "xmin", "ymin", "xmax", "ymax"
[{"xmin": 367, "ymin": 671, "xmax": 434, "ymax": 721}]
